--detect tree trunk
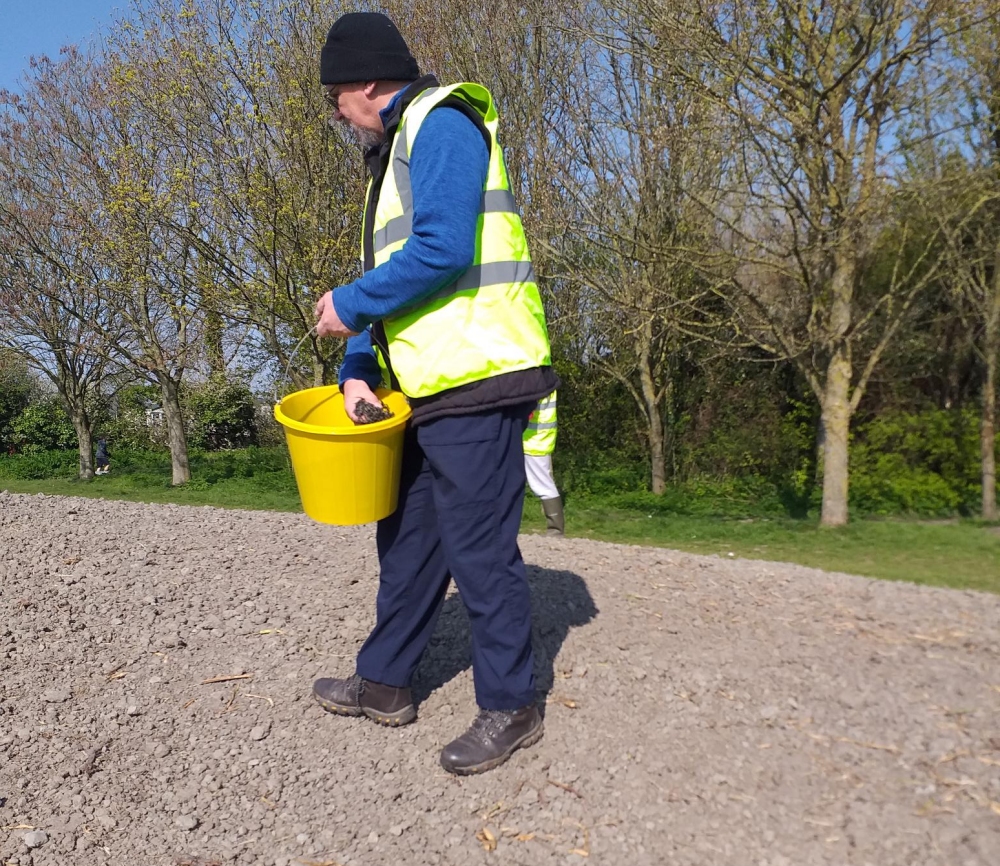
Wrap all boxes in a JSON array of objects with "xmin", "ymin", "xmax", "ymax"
[
  {"xmin": 982, "ymin": 242, "xmax": 1000, "ymax": 521},
  {"xmin": 69, "ymin": 403, "xmax": 95, "ymax": 480},
  {"xmin": 645, "ymin": 402, "xmax": 667, "ymax": 494},
  {"xmin": 638, "ymin": 326, "xmax": 666, "ymax": 494},
  {"xmin": 820, "ymin": 346, "xmax": 852, "ymax": 527},
  {"xmin": 156, "ymin": 374, "xmax": 191, "ymax": 485},
  {"xmin": 205, "ymin": 307, "xmax": 225, "ymax": 377}
]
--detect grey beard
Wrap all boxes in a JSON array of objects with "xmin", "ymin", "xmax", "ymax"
[
  {"xmin": 331, "ymin": 119, "xmax": 384, "ymax": 150},
  {"xmin": 355, "ymin": 125, "xmax": 384, "ymax": 149}
]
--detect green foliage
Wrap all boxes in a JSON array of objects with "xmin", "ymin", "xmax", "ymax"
[
  {"xmin": 184, "ymin": 377, "xmax": 259, "ymax": 450},
  {"xmin": 680, "ymin": 370, "xmax": 811, "ymax": 483},
  {"xmin": 11, "ymin": 398, "xmax": 77, "ymax": 454},
  {"xmin": 556, "ymin": 450, "xmax": 648, "ymax": 497},
  {"xmin": 0, "ymin": 445, "xmax": 298, "ymax": 504},
  {"xmin": 103, "ymin": 384, "xmax": 162, "ymax": 451},
  {"xmin": 550, "ymin": 358, "xmax": 649, "ymax": 494},
  {"xmin": 850, "ymin": 409, "xmax": 984, "ymax": 516},
  {"xmin": 600, "ymin": 476, "xmax": 790, "ymax": 519},
  {"xmin": 0, "ymin": 354, "xmax": 38, "ymax": 451},
  {"xmin": 0, "ymin": 448, "xmax": 78, "ymax": 479}
]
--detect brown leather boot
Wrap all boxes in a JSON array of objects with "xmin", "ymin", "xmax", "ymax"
[
  {"xmin": 541, "ymin": 496, "xmax": 564, "ymax": 535},
  {"xmin": 439, "ymin": 705, "xmax": 543, "ymax": 775},
  {"xmin": 312, "ymin": 674, "xmax": 416, "ymax": 726}
]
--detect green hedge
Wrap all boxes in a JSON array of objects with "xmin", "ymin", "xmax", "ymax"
[
  {"xmin": 0, "ymin": 449, "xmax": 78, "ymax": 479},
  {"xmin": 850, "ymin": 408, "xmax": 985, "ymax": 516}
]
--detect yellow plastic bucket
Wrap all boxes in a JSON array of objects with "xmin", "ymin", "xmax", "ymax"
[{"xmin": 274, "ymin": 386, "xmax": 411, "ymax": 525}]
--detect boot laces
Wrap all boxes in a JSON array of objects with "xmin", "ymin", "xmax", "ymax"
[
  {"xmin": 346, "ymin": 674, "xmax": 364, "ymax": 701},
  {"xmin": 470, "ymin": 709, "xmax": 511, "ymax": 745}
]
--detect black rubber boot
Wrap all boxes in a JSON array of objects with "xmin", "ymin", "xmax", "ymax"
[
  {"xmin": 541, "ymin": 496, "xmax": 564, "ymax": 535},
  {"xmin": 439, "ymin": 705, "xmax": 543, "ymax": 775},
  {"xmin": 312, "ymin": 674, "xmax": 416, "ymax": 726}
]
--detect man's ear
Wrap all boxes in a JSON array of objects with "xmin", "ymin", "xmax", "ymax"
[{"xmin": 363, "ymin": 81, "xmax": 378, "ymax": 97}]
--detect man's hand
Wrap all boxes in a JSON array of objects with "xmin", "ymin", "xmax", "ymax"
[
  {"xmin": 315, "ymin": 291, "xmax": 359, "ymax": 338},
  {"xmin": 342, "ymin": 378, "xmax": 381, "ymax": 423}
]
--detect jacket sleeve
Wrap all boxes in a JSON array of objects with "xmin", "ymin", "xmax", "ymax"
[{"xmin": 338, "ymin": 328, "xmax": 383, "ymax": 391}]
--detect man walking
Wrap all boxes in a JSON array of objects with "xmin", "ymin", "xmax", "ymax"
[{"xmin": 312, "ymin": 12, "xmax": 558, "ymax": 775}]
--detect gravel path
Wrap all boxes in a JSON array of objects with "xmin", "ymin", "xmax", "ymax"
[{"xmin": 2, "ymin": 490, "xmax": 999, "ymax": 866}]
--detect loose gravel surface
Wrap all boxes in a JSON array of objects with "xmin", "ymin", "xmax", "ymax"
[{"xmin": 2, "ymin": 490, "xmax": 999, "ymax": 866}]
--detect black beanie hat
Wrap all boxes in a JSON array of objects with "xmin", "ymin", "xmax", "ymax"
[{"xmin": 320, "ymin": 12, "xmax": 420, "ymax": 85}]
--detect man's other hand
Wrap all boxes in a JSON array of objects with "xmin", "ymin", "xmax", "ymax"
[{"xmin": 315, "ymin": 291, "xmax": 359, "ymax": 338}]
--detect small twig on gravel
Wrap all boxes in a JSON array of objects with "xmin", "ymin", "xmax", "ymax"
[
  {"xmin": 105, "ymin": 662, "xmax": 128, "ymax": 681},
  {"xmin": 547, "ymin": 779, "xmax": 584, "ymax": 799},
  {"xmin": 201, "ymin": 674, "xmax": 253, "ymax": 684},
  {"xmin": 937, "ymin": 749, "xmax": 970, "ymax": 763},
  {"xmin": 1, "ymin": 824, "xmax": 36, "ymax": 830},
  {"xmin": 567, "ymin": 821, "xmax": 590, "ymax": 857},
  {"xmin": 835, "ymin": 736, "xmax": 900, "ymax": 754},
  {"xmin": 480, "ymin": 801, "xmax": 508, "ymax": 821},
  {"xmin": 80, "ymin": 739, "xmax": 111, "ymax": 777},
  {"xmin": 244, "ymin": 693, "xmax": 275, "ymax": 708},
  {"xmin": 222, "ymin": 685, "xmax": 240, "ymax": 713},
  {"xmin": 295, "ymin": 859, "xmax": 343, "ymax": 866},
  {"xmin": 806, "ymin": 731, "xmax": 900, "ymax": 754}
]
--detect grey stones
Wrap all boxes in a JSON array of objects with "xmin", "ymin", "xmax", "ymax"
[
  {"xmin": 175, "ymin": 815, "xmax": 199, "ymax": 831},
  {"xmin": 42, "ymin": 689, "xmax": 71, "ymax": 704},
  {"xmin": 2, "ymin": 492, "xmax": 999, "ymax": 866},
  {"xmin": 22, "ymin": 830, "xmax": 48, "ymax": 849}
]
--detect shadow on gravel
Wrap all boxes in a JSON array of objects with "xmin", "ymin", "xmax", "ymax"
[{"xmin": 412, "ymin": 564, "xmax": 598, "ymax": 707}]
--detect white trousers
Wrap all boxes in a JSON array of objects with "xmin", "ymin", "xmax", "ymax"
[{"xmin": 524, "ymin": 453, "xmax": 559, "ymax": 500}]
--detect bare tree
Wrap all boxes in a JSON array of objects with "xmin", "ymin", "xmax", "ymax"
[
  {"xmin": 536, "ymin": 5, "xmax": 734, "ymax": 491},
  {"xmin": 934, "ymin": 0, "xmax": 1000, "ymax": 519},
  {"xmin": 638, "ymin": 0, "xmax": 964, "ymax": 524},
  {"xmin": 0, "ymin": 51, "xmax": 122, "ymax": 479},
  {"xmin": 108, "ymin": 0, "xmax": 365, "ymax": 390}
]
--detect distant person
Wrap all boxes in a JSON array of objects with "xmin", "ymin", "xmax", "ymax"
[
  {"xmin": 95, "ymin": 437, "xmax": 110, "ymax": 475},
  {"xmin": 524, "ymin": 391, "xmax": 563, "ymax": 535}
]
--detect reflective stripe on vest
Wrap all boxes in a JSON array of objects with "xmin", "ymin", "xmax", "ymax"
[
  {"xmin": 367, "ymin": 83, "xmax": 551, "ymax": 398},
  {"xmin": 523, "ymin": 390, "xmax": 557, "ymax": 456}
]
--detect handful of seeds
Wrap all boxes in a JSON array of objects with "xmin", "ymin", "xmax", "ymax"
[{"xmin": 353, "ymin": 398, "xmax": 394, "ymax": 425}]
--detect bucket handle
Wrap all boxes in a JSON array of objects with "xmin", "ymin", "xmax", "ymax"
[{"xmin": 274, "ymin": 324, "xmax": 319, "ymax": 406}]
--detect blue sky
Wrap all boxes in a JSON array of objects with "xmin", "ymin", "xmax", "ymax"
[{"xmin": 0, "ymin": 1, "xmax": 132, "ymax": 92}]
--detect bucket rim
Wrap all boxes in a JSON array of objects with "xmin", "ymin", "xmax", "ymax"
[{"xmin": 274, "ymin": 385, "xmax": 411, "ymax": 437}]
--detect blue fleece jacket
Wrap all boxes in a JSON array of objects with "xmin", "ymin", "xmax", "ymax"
[{"xmin": 336, "ymin": 92, "xmax": 490, "ymax": 389}]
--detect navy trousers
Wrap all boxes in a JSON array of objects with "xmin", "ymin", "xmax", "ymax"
[{"xmin": 355, "ymin": 403, "xmax": 536, "ymax": 710}]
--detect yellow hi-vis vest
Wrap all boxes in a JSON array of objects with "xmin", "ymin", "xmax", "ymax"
[
  {"xmin": 523, "ymin": 390, "xmax": 557, "ymax": 456},
  {"xmin": 366, "ymin": 82, "xmax": 551, "ymax": 398}
]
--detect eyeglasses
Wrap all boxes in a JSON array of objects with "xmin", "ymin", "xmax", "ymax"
[{"xmin": 323, "ymin": 87, "xmax": 342, "ymax": 112}]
